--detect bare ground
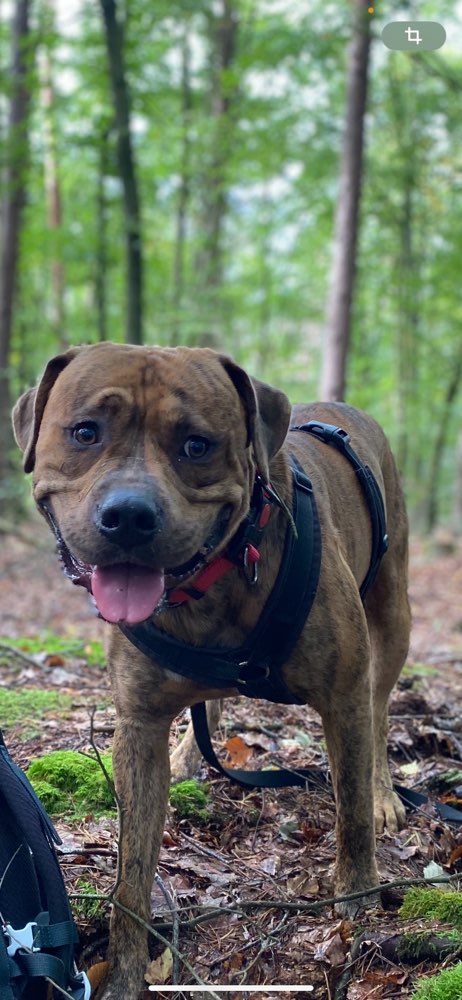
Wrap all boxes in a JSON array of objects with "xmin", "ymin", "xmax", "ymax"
[{"xmin": 1, "ymin": 513, "xmax": 462, "ymax": 999}]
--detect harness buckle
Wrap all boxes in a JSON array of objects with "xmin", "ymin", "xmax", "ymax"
[
  {"xmin": 4, "ymin": 920, "xmax": 39, "ymax": 957},
  {"xmin": 238, "ymin": 662, "xmax": 270, "ymax": 686}
]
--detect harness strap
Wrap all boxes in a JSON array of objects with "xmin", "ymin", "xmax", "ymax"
[
  {"xmin": 191, "ymin": 421, "xmax": 391, "ymax": 790},
  {"xmin": 290, "ymin": 421, "xmax": 389, "ymax": 600},
  {"xmin": 121, "ymin": 457, "xmax": 321, "ymax": 705}
]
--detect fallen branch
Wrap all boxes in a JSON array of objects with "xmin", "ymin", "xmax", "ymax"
[
  {"xmin": 70, "ymin": 871, "xmax": 462, "ymax": 933},
  {"xmin": 333, "ymin": 928, "xmax": 462, "ymax": 1000},
  {"xmin": 111, "ymin": 898, "xmax": 222, "ymax": 999},
  {"xmin": 0, "ymin": 641, "xmax": 40, "ymax": 670}
]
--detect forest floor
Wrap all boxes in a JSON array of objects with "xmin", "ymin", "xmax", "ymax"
[{"xmin": 1, "ymin": 515, "xmax": 462, "ymax": 999}]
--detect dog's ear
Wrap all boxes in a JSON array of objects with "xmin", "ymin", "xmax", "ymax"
[
  {"xmin": 220, "ymin": 357, "xmax": 291, "ymax": 482},
  {"xmin": 12, "ymin": 348, "xmax": 82, "ymax": 473}
]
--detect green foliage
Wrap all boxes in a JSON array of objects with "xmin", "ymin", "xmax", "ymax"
[
  {"xmin": 396, "ymin": 929, "xmax": 462, "ymax": 962},
  {"xmin": 0, "ymin": 688, "xmax": 73, "ymax": 728},
  {"xmin": 411, "ymin": 962, "xmax": 462, "ymax": 999},
  {"xmin": 72, "ymin": 879, "xmax": 104, "ymax": 922},
  {"xmin": 4, "ymin": 0, "xmax": 462, "ymax": 528},
  {"xmin": 401, "ymin": 662, "xmax": 438, "ymax": 678},
  {"xmin": 400, "ymin": 888, "xmax": 462, "ymax": 929},
  {"xmin": 27, "ymin": 750, "xmax": 115, "ymax": 818},
  {"xmin": 2, "ymin": 633, "xmax": 105, "ymax": 668},
  {"xmin": 169, "ymin": 779, "xmax": 209, "ymax": 822}
]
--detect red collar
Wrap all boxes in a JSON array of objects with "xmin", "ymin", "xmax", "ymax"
[{"xmin": 167, "ymin": 479, "xmax": 274, "ymax": 605}]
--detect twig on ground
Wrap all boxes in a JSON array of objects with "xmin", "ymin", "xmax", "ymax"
[
  {"xmin": 111, "ymin": 898, "xmax": 222, "ymax": 999},
  {"xmin": 333, "ymin": 933, "xmax": 365, "ymax": 1000},
  {"xmin": 236, "ymin": 912, "xmax": 290, "ymax": 984},
  {"xmin": 70, "ymin": 871, "xmax": 462, "ymax": 932},
  {"xmin": 155, "ymin": 873, "xmax": 180, "ymax": 983},
  {"xmin": 86, "ymin": 707, "xmax": 124, "ymax": 895},
  {"xmin": 0, "ymin": 642, "xmax": 40, "ymax": 670}
]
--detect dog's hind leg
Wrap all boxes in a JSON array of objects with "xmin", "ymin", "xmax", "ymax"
[
  {"xmin": 321, "ymin": 656, "xmax": 379, "ymax": 913},
  {"xmin": 170, "ymin": 699, "xmax": 223, "ymax": 783},
  {"xmin": 366, "ymin": 533, "xmax": 411, "ymax": 834}
]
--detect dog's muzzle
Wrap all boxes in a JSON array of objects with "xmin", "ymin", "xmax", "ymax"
[{"xmin": 94, "ymin": 489, "xmax": 162, "ymax": 550}]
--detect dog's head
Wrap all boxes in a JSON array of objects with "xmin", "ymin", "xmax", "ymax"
[{"xmin": 13, "ymin": 343, "xmax": 291, "ymax": 625}]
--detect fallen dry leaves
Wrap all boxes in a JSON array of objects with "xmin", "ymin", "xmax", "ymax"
[{"xmin": 2, "ymin": 526, "xmax": 462, "ymax": 997}]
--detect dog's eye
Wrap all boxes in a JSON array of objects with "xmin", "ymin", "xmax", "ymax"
[
  {"xmin": 183, "ymin": 437, "xmax": 210, "ymax": 460},
  {"xmin": 72, "ymin": 422, "xmax": 100, "ymax": 446}
]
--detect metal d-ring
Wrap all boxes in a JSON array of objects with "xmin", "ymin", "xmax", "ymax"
[{"xmin": 243, "ymin": 545, "xmax": 259, "ymax": 585}]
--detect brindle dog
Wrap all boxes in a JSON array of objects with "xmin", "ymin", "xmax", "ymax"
[{"xmin": 13, "ymin": 343, "xmax": 410, "ymax": 999}]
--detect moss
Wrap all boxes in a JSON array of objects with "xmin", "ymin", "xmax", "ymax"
[
  {"xmin": 396, "ymin": 930, "xmax": 462, "ymax": 962},
  {"xmin": 0, "ymin": 688, "xmax": 74, "ymax": 728},
  {"xmin": 411, "ymin": 962, "xmax": 462, "ymax": 999},
  {"xmin": 27, "ymin": 750, "xmax": 115, "ymax": 818},
  {"xmin": 0, "ymin": 633, "xmax": 105, "ymax": 668},
  {"xmin": 428, "ymin": 769, "xmax": 462, "ymax": 791},
  {"xmin": 169, "ymin": 779, "xmax": 209, "ymax": 821},
  {"xmin": 400, "ymin": 888, "xmax": 462, "ymax": 929}
]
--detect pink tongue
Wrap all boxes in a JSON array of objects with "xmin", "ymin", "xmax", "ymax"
[{"xmin": 91, "ymin": 564, "xmax": 165, "ymax": 624}]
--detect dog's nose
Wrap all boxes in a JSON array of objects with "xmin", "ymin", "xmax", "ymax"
[{"xmin": 96, "ymin": 491, "xmax": 159, "ymax": 549}]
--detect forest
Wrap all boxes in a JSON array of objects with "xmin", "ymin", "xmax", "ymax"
[
  {"xmin": 1, "ymin": 2, "xmax": 462, "ymax": 1000},
  {"xmin": 0, "ymin": 0, "xmax": 461, "ymax": 527}
]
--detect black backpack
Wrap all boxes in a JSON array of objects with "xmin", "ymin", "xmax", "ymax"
[{"xmin": 0, "ymin": 732, "xmax": 90, "ymax": 999}]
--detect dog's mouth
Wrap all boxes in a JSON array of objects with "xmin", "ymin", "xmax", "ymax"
[
  {"xmin": 38, "ymin": 499, "xmax": 231, "ymax": 626},
  {"xmin": 91, "ymin": 563, "xmax": 166, "ymax": 624}
]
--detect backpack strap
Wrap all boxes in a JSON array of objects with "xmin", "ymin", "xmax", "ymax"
[{"xmin": 0, "ymin": 734, "xmax": 90, "ymax": 1000}]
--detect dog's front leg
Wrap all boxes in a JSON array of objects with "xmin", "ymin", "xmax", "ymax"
[
  {"xmin": 322, "ymin": 670, "xmax": 379, "ymax": 916},
  {"xmin": 101, "ymin": 713, "xmax": 172, "ymax": 1000}
]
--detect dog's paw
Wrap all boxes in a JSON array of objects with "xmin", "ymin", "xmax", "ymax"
[
  {"xmin": 169, "ymin": 744, "xmax": 201, "ymax": 783},
  {"xmin": 334, "ymin": 888, "xmax": 380, "ymax": 918},
  {"xmin": 334, "ymin": 864, "xmax": 380, "ymax": 918},
  {"xmin": 374, "ymin": 787, "xmax": 406, "ymax": 835}
]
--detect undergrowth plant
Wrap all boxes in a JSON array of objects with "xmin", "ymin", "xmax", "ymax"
[
  {"xmin": 411, "ymin": 962, "xmax": 462, "ymax": 999},
  {"xmin": 27, "ymin": 750, "xmax": 115, "ymax": 818}
]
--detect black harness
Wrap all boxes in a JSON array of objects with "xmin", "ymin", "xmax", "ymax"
[
  {"xmin": 121, "ymin": 421, "xmax": 388, "ymax": 700},
  {"xmin": 121, "ymin": 455, "xmax": 321, "ymax": 705},
  {"xmin": 118, "ymin": 421, "xmax": 389, "ymax": 789}
]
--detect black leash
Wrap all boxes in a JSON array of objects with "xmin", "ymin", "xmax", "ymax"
[
  {"xmin": 191, "ymin": 701, "xmax": 329, "ymax": 790},
  {"xmin": 190, "ymin": 703, "xmax": 462, "ymax": 821}
]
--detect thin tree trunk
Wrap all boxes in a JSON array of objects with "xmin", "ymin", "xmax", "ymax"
[
  {"xmin": 0, "ymin": 0, "xmax": 31, "ymax": 514},
  {"xmin": 425, "ymin": 351, "xmax": 462, "ymax": 533},
  {"xmin": 387, "ymin": 57, "xmax": 421, "ymax": 480},
  {"xmin": 396, "ymin": 180, "xmax": 419, "ymax": 476},
  {"xmin": 320, "ymin": 0, "xmax": 371, "ymax": 401},
  {"xmin": 452, "ymin": 429, "xmax": 462, "ymax": 535},
  {"xmin": 170, "ymin": 26, "xmax": 192, "ymax": 343},
  {"xmin": 194, "ymin": 0, "xmax": 238, "ymax": 337},
  {"xmin": 99, "ymin": 0, "xmax": 143, "ymax": 345},
  {"xmin": 95, "ymin": 126, "xmax": 110, "ymax": 342},
  {"xmin": 39, "ymin": 7, "xmax": 66, "ymax": 350}
]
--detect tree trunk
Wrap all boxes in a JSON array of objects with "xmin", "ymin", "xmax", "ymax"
[
  {"xmin": 320, "ymin": 0, "xmax": 371, "ymax": 401},
  {"xmin": 453, "ymin": 429, "xmax": 462, "ymax": 535},
  {"xmin": 99, "ymin": 0, "xmax": 143, "ymax": 345},
  {"xmin": 425, "ymin": 351, "xmax": 462, "ymax": 533},
  {"xmin": 0, "ymin": 0, "xmax": 31, "ymax": 515},
  {"xmin": 170, "ymin": 26, "xmax": 192, "ymax": 343},
  {"xmin": 194, "ymin": 0, "xmax": 238, "ymax": 340},
  {"xmin": 39, "ymin": 5, "xmax": 66, "ymax": 350},
  {"xmin": 95, "ymin": 125, "xmax": 111, "ymax": 342},
  {"xmin": 388, "ymin": 58, "xmax": 421, "ymax": 481}
]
